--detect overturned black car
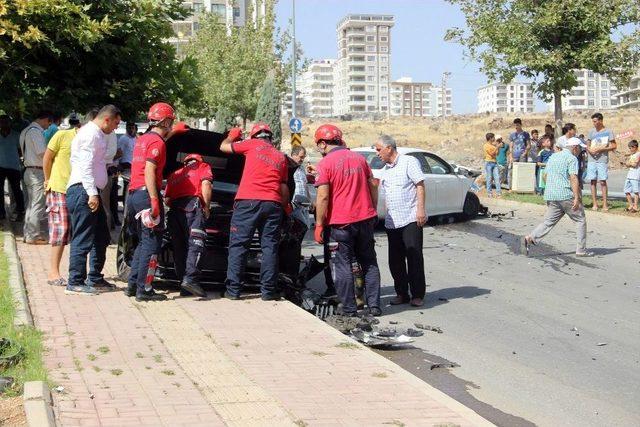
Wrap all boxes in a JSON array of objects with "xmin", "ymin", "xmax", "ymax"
[{"xmin": 116, "ymin": 129, "xmax": 313, "ymax": 298}]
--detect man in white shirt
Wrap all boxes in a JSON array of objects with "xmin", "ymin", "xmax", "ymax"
[
  {"xmin": 375, "ymin": 135, "xmax": 428, "ymax": 307},
  {"xmin": 19, "ymin": 111, "xmax": 53, "ymax": 244},
  {"xmin": 65, "ymin": 105, "xmax": 121, "ymax": 295}
]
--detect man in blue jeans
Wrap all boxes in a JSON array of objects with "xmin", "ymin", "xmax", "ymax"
[
  {"xmin": 220, "ymin": 123, "xmax": 290, "ymax": 300},
  {"xmin": 66, "ymin": 106, "xmax": 121, "ymax": 295}
]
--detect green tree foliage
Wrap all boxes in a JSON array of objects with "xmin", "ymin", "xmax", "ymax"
[
  {"xmin": 446, "ymin": 0, "xmax": 640, "ymax": 126},
  {"xmin": 255, "ymin": 73, "xmax": 282, "ymax": 148},
  {"xmin": 188, "ymin": 0, "xmax": 306, "ymax": 126},
  {"xmin": 214, "ymin": 106, "xmax": 237, "ymax": 133},
  {"xmin": 0, "ymin": 0, "xmax": 193, "ymax": 120}
]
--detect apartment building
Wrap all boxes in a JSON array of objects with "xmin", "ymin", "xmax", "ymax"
[
  {"xmin": 282, "ymin": 91, "xmax": 306, "ymax": 118},
  {"xmin": 390, "ymin": 77, "xmax": 452, "ymax": 117},
  {"xmin": 296, "ymin": 59, "xmax": 336, "ymax": 117},
  {"xmin": 549, "ymin": 69, "xmax": 620, "ymax": 111},
  {"xmin": 617, "ymin": 71, "xmax": 640, "ymax": 109},
  {"xmin": 477, "ymin": 82, "xmax": 534, "ymax": 113},
  {"xmin": 169, "ymin": 0, "xmax": 268, "ymax": 55},
  {"xmin": 333, "ymin": 14, "xmax": 395, "ymax": 116}
]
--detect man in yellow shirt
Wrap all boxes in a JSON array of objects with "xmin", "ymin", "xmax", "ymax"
[{"xmin": 43, "ymin": 113, "xmax": 82, "ymax": 286}]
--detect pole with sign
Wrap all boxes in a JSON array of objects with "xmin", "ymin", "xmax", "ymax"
[{"xmin": 289, "ymin": 117, "xmax": 302, "ymax": 147}]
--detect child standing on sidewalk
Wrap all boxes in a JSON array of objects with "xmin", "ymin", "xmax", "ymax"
[
  {"xmin": 536, "ymin": 136, "xmax": 554, "ymax": 195},
  {"xmin": 484, "ymin": 133, "xmax": 502, "ymax": 197},
  {"xmin": 624, "ymin": 140, "xmax": 640, "ymax": 212}
]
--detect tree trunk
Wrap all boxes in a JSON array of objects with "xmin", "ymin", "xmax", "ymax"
[
  {"xmin": 243, "ymin": 115, "xmax": 247, "ymax": 129},
  {"xmin": 553, "ymin": 87, "xmax": 563, "ymax": 138}
]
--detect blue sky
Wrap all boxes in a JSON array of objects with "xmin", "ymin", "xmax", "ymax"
[{"xmin": 275, "ymin": 0, "xmax": 547, "ymax": 114}]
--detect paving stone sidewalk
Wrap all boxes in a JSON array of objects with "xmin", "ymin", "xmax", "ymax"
[{"xmin": 15, "ymin": 239, "xmax": 493, "ymax": 427}]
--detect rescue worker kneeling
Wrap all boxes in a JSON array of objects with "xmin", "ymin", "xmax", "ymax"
[{"xmin": 165, "ymin": 154, "xmax": 213, "ymax": 298}]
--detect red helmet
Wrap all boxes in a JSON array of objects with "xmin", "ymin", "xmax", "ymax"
[
  {"xmin": 314, "ymin": 124, "xmax": 343, "ymax": 145},
  {"xmin": 249, "ymin": 122, "xmax": 272, "ymax": 139},
  {"xmin": 147, "ymin": 102, "xmax": 176, "ymax": 122},
  {"xmin": 183, "ymin": 153, "xmax": 203, "ymax": 164}
]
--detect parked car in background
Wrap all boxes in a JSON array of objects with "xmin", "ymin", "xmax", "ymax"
[{"xmin": 351, "ymin": 147, "xmax": 480, "ymax": 220}]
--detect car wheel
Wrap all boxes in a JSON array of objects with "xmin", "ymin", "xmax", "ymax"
[
  {"xmin": 116, "ymin": 221, "xmax": 132, "ymax": 281},
  {"xmin": 462, "ymin": 192, "xmax": 480, "ymax": 220}
]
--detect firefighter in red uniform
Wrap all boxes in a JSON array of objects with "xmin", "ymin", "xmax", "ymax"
[
  {"xmin": 165, "ymin": 154, "xmax": 212, "ymax": 297},
  {"xmin": 220, "ymin": 123, "xmax": 290, "ymax": 300},
  {"xmin": 125, "ymin": 102, "xmax": 176, "ymax": 301},
  {"xmin": 313, "ymin": 124, "xmax": 382, "ymax": 316}
]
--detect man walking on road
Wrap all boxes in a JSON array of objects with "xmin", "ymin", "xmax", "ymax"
[
  {"xmin": 586, "ymin": 112, "xmax": 616, "ymax": 211},
  {"xmin": 66, "ymin": 106, "xmax": 121, "ymax": 295},
  {"xmin": 523, "ymin": 137, "xmax": 592, "ymax": 257},
  {"xmin": 313, "ymin": 124, "xmax": 382, "ymax": 316},
  {"xmin": 0, "ymin": 115, "xmax": 25, "ymax": 222},
  {"xmin": 20, "ymin": 111, "xmax": 53, "ymax": 244},
  {"xmin": 43, "ymin": 112, "xmax": 82, "ymax": 286},
  {"xmin": 220, "ymin": 123, "xmax": 290, "ymax": 301},
  {"xmin": 375, "ymin": 135, "xmax": 427, "ymax": 307}
]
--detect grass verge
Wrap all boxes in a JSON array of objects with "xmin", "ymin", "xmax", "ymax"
[
  {"xmin": 501, "ymin": 192, "xmax": 632, "ymax": 215},
  {"xmin": 0, "ymin": 234, "xmax": 48, "ymax": 396}
]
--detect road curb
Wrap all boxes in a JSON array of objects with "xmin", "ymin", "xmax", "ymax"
[
  {"xmin": 23, "ymin": 381, "xmax": 56, "ymax": 427},
  {"xmin": 480, "ymin": 196, "xmax": 640, "ymax": 222},
  {"xmin": 2, "ymin": 228, "xmax": 33, "ymax": 327}
]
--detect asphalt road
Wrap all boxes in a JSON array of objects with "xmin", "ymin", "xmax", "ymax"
[{"xmin": 302, "ymin": 199, "xmax": 640, "ymax": 427}]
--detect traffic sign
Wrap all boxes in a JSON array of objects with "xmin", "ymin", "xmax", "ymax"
[
  {"xmin": 291, "ymin": 133, "xmax": 302, "ymax": 147},
  {"xmin": 289, "ymin": 117, "xmax": 302, "ymax": 133},
  {"xmin": 617, "ymin": 129, "xmax": 634, "ymax": 140}
]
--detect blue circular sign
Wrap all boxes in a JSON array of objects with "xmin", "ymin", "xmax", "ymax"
[{"xmin": 289, "ymin": 117, "xmax": 302, "ymax": 133}]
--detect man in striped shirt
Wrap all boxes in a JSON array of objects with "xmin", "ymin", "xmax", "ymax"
[{"xmin": 522, "ymin": 137, "xmax": 592, "ymax": 257}]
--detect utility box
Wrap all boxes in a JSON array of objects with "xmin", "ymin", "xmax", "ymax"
[{"xmin": 511, "ymin": 162, "xmax": 536, "ymax": 193}]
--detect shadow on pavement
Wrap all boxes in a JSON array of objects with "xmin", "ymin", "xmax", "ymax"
[
  {"xmin": 378, "ymin": 347, "xmax": 536, "ymax": 427},
  {"xmin": 381, "ymin": 285, "xmax": 491, "ymax": 314}
]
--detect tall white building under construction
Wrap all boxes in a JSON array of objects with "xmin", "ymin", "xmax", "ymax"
[{"xmin": 333, "ymin": 14, "xmax": 395, "ymax": 116}]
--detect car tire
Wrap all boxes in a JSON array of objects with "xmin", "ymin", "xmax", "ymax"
[{"xmin": 462, "ymin": 192, "xmax": 480, "ymax": 220}]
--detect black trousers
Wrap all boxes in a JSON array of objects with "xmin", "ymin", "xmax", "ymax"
[
  {"xmin": 0, "ymin": 167, "xmax": 24, "ymax": 217},
  {"xmin": 386, "ymin": 222, "xmax": 426, "ymax": 300}
]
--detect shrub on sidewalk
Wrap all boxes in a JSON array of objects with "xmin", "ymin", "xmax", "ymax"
[{"xmin": 0, "ymin": 238, "xmax": 48, "ymax": 396}]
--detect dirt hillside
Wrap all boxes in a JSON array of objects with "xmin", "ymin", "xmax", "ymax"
[{"xmin": 283, "ymin": 110, "xmax": 640, "ymax": 169}]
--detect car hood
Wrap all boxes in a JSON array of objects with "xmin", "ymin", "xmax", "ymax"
[{"xmin": 164, "ymin": 129, "xmax": 245, "ymax": 185}]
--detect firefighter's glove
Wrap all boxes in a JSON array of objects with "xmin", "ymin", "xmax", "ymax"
[
  {"xmin": 314, "ymin": 224, "xmax": 324, "ymax": 244},
  {"xmin": 171, "ymin": 121, "xmax": 190, "ymax": 135},
  {"xmin": 228, "ymin": 127, "xmax": 243, "ymax": 142},
  {"xmin": 150, "ymin": 196, "xmax": 161, "ymax": 218}
]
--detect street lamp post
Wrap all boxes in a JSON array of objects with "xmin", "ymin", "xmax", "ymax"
[{"xmin": 291, "ymin": 0, "xmax": 296, "ymax": 118}]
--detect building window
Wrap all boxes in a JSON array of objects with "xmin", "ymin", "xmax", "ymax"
[
  {"xmin": 380, "ymin": 26, "xmax": 388, "ymax": 33},
  {"xmin": 380, "ymin": 46, "xmax": 388, "ymax": 53},
  {"xmin": 381, "ymin": 56, "xmax": 388, "ymax": 63},
  {"xmin": 588, "ymin": 90, "xmax": 595, "ymax": 97},
  {"xmin": 366, "ymin": 35, "xmax": 374, "ymax": 42},
  {"xmin": 233, "ymin": 6, "xmax": 240, "ymax": 18},
  {"xmin": 601, "ymin": 99, "xmax": 609, "ymax": 107},
  {"xmin": 366, "ymin": 45, "xmax": 376, "ymax": 52},
  {"xmin": 588, "ymin": 99, "xmax": 595, "ymax": 107},
  {"xmin": 601, "ymin": 90, "xmax": 609, "ymax": 97},
  {"xmin": 367, "ymin": 66, "xmax": 375, "ymax": 72},
  {"xmin": 193, "ymin": 3, "xmax": 204, "ymax": 13},
  {"xmin": 366, "ymin": 25, "xmax": 375, "ymax": 32},
  {"xmin": 367, "ymin": 95, "xmax": 375, "ymax": 101},
  {"xmin": 367, "ymin": 56, "xmax": 375, "ymax": 62},
  {"xmin": 588, "ymin": 70, "xmax": 595, "ymax": 78},
  {"xmin": 367, "ymin": 85, "xmax": 375, "ymax": 91},
  {"xmin": 380, "ymin": 36, "xmax": 388, "ymax": 42},
  {"xmin": 381, "ymin": 85, "xmax": 388, "ymax": 91},
  {"xmin": 588, "ymin": 80, "xmax": 595, "ymax": 88},
  {"xmin": 601, "ymin": 80, "xmax": 608, "ymax": 88},
  {"xmin": 367, "ymin": 76, "xmax": 374, "ymax": 82},
  {"xmin": 381, "ymin": 66, "xmax": 388, "ymax": 72}
]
